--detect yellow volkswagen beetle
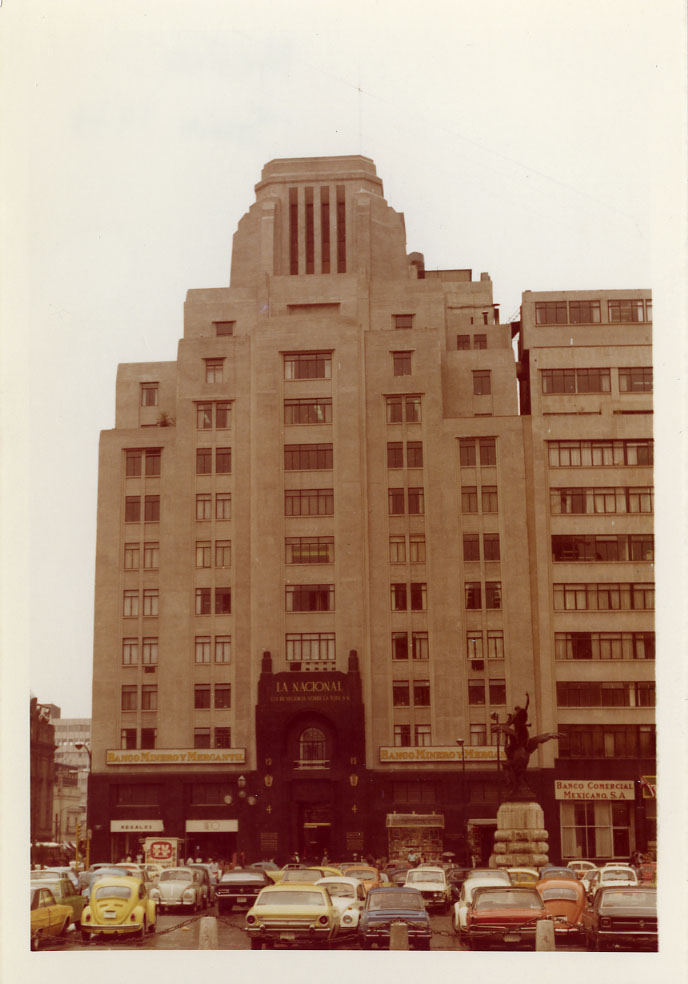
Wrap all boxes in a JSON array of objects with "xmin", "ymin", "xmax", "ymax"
[{"xmin": 80, "ymin": 875, "xmax": 157, "ymax": 942}]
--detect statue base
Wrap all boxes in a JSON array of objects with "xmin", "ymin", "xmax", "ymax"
[{"xmin": 488, "ymin": 801, "xmax": 550, "ymax": 869}]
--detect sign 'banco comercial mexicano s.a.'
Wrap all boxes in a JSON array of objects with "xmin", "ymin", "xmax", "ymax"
[{"xmin": 106, "ymin": 748, "xmax": 246, "ymax": 766}]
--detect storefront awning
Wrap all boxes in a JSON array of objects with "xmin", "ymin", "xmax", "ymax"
[
  {"xmin": 386, "ymin": 813, "xmax": 444, "ymax": 828},
  {"xmin": 111, "ymin": 819, "xmax": 164, "ymax": 833},
  {"xmin": 467, "ymin": 818, "xmax": 497, "ymax": 826}
]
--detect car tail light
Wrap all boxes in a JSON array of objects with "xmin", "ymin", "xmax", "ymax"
[
  {"xmin": 84, "ymin": 913, "xmax": 91, "ymax": 923},
  {"xmin": 600, "ymin": 917, "xmax": 612, "ymax": 929},
  {"xmin": 318, "ymin": 915, "xmax": 329, "ymax": 925},
  {"xmin": 246, "ymin": 915, "xmax": 256, "ymax": 925},
  {"xmin": 130, "ymin": 913, "xmax": 137, "ymax": 922}
]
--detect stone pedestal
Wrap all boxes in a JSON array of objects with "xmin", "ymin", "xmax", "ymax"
[{"xmin": 489, "ymin": 801, "xmax": 549, "ymax": 869}]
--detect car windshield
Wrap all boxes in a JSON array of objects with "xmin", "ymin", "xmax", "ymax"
[
  {"xmin": 320, "ymin": 883, "xmax": 354, "ymax": 898},
  {"xmin": 89, "ymin": 868, "xmax": 129, "ymax": 883},
  {"xmin": 601, "ymin": 891, "xmax": 655, "ymax": 909},
  {"xmin": 474, "ymin": 891, "xmax": 543, "ymax": 910},
  {"xmin": 541, "ymin": 888, "xmax": 578, "ymax": 901},
  {"xmin": 283, "ymin": 871, "xmax": 320, "ymax": 882},
  {"xmin": 255, "ymin": 891, "xmax": 325, "ymax": 906},
  {"xmin": 601, "ymin": 869, "xmax": 633, "ymax": 880},
  {"xmin": 406, "ymin": 870, "xmax": 442, "ymax": 883},
  {"xmin": 161, "ymin": 870, "xmax": 192, "ymax": 882},
  {"xmin": 369, "ymin": 892, "xmax": 422, "ymax": 911},
  {"xmin": 220, "ymin": 873, "xmax": 266, "ymax": 883},
  {"xmin": 345, "ymin": 868, "xmax": 375, "ymax": 880},
  {"xmin": 95, "ymin": 885, "xmax": 132, "ymax": 900}
]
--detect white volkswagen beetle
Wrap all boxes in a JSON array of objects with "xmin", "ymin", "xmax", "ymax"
[
  {"xmin": 315, "ymin": 877, "xmax": 366, "ymax": 935},
  {"xmin": 149, "ymin": 867, "xmax": 204, "ymax": 912}
]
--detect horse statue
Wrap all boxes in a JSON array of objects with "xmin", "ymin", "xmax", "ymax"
[{"xmin": 491, "ymin": 694, "xmax": 563, "ymax": 799}]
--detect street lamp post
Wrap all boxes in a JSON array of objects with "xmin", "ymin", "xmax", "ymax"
[
  {"xmin": 74, "ymin": 742, "xmax": 92, "ymax": 866},
  {"xmin": 455, "ymin": 739, "xmax": 466, "ymax": 863}
]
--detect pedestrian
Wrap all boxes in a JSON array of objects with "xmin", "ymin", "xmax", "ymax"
[{"xmin": 321, "ymin": 851, "xmax": 330, "ymax": 866}]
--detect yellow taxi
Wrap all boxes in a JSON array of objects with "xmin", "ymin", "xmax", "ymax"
[
  {"xmin": 31, "ymin": 885, "xmax": 72, "ymax": 950},
  {"xmin": 80, "ymin": 875, "xmax": 157, "ymax": 942},
  {"xmin": 270, "ymin": 864, "xmax": 341, "ymax": 884},
  {"xmin": 245, "ymin": 883, "xmax": 339, "ymax": 949}
]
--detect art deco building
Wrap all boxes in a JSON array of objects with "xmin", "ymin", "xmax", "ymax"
[{"xmin": 88, "ymin": 156, "xmax": 655, "ymax": 864}]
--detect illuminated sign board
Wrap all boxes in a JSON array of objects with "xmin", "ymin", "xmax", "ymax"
[
  {"xmin": 379, "ymin": 745, "xmax": 499, "ymax": 763},
  {"xmin": 106, "ymin": 748, "xmax": 246, "ymax": 766},
  {"xmin": 554, "ymin": 779, "xmax": 635, "ymax": 801}
]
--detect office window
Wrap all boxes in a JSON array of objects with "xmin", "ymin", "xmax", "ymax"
[
  {"xmin": 214, "ymin": 635, "xmax": 231, "ymax": 663},
  {"xmin": 124, "ymin": 543, "xmax": 140, "ymax": 570},
  {"xmin": 414, "ymin": 680, "xmax": 430, "ymax": 707},
  {"xmin": 569, "ymin": 300, "xmax": 601, "ymax": 324},
  {"xmin": 285, "ymin": 488, "xmax": 333, "ymax": 516},
  {"xmin": 387, "ymin": 442, "xmax": 404, "ymax": 468},
  {"xmin": 143, "ymin": 542, "xmax": 159, "ymax": 569},
  {"xmin": 465, "ymin": 582, "xmax": 481, "ymax": 609},
  {"xmin": 608, "ymin": 299, "xmax": 649, "ymax": 323},
  {"xmin": 459, "ymin": 438, "xmax": 476, "ymax": 466},
  {"xmin": 215, "ymin": 728, "xmax": 231, "ymax": 749},
  {"xmin": 392, "ymin": 632, "xmax": 409, "ymax": 660},
  {"xmin": 215, "ymin": 540, "xmax": 231, "ymax": 568},
  {"xmin": 285, "ymin": 584, "xmax": 334, "ymax": 612},
  {"xmin": 195, "ymin": 636, "xmax": 211, "ymax": 664},
  {"xmin": 286, "ymin": 632, "xmax": 335, "ymax": 663},
  {"xmin": 463, "ymin": 533, "xmax": 480, "ymax": 562},
  {"xmin": 215, "ymin": 587, "xmax": 231, "ymax": 614},
  {"xmin": 408, "ymin": 488, "xmax": 424, "ymax": 515},
  {"xmin": 216, "ymin": 448, "xmax": 232, "ymax": 474},
  {"xmin": 144, "ymin": 496, "xmax": 160, "ymax": 522},
  {"xmin": 542, "ymin": 369, "xmax": 576, "ymax": 394},
  {"xmin": 468, "ymin": 680, "xmax": 485, "ymax": 705},
  {"xmin": 394, "ymin": 725, "xmax": 412, "ymax": 747},
  {"xmin": 483, "ymin": 533, "xmax": 500, "ymax": 561},
  {"xmin": 627, "ymin": 487, "xmax": 654, "ymax": 513},
  {"xmin": 125, "ymin": 497, "xmax": 141, "ymax": 523},
  {"xmin": 407, "ymin": 441, "xmax": 423, "ymax": 468},
  {"xmin": 121, "ymin": 729, "xmax": 137, "ymax": 750},
  {"xmin": 390, "ymin": 584, "xmax": 407, "ymax": 611},
  {"xmin": 205, "ymin": 358, "xmax": 224, "ymax": 383},
  {"xmin": 140, "ymin": 383, "xmax": 159, "ymax": 407},
  {"xmin": 485, "ymin": 582, "xmax": 501, "ymax": 609},
  {"xmin": 121, "ymin": 685, "xmax": 137, "ymax": 712},
  {"xmin": 479, "ymin": 438, "xmax": 496, "ymax": 465},
  {"xmin": 196, "ymin": 587, "xmax": 211, "ymax": 615},
  {"xmin": 284, "ymin": 443, "xmax": 333, "ymax": 470},
  {"xmin": 535, "ymin": 301, "xmax": 567, "ymax": 325},
  {"xmin": 457, "ymin": 334, "xmax": 470, "ymax": 350},
  {"xmin": 196, "ymin": 541, "xmax": 211, "ymax": 568},
  {"xmin": 393, "ymin": 681, "xmax": 410, "ymax": 707},
  {"xmin": 285, "ymin": 536, "xmax": 334, "ymax": 564},
  {"xmin": 196, "ymin": 493, "xmax": 212, "ymax": 520},
  {"xmin": 410, "ymin": 582, "xmax": 427, "ymax": 610},
  {"xmin": 141, "ymin": 685, "xmax": 157, "ymax": 711},
  {"xmin": 473, "ymin": 371, "xmax": 491, "ymax": 395},
  {"xmin": 547, "ymin": 438, "xmax": 653, "ymax": 468},
  {"xmin": 122, "ymin": 638, "xmax": 138, "ymax": 666},
  {"xmin": 473, "ymin": 333, "xmax": 487, "ymax": 349},
  {"xmin": 140, "ymin": 729, "xmax": 156, "ymax": 749},
  {"xmin": 385, "ymin": 394, "xmax": 422, "ymax": 423},
  {"xmin": 409, "ymin": 534, "xmax": 426, "ymax": 563},
  {"xmin": 143, "ymin": 589, "xmax": 158, "ymax": 617},
  {"xmin": 461, "ymin": 486, "xmax": 478, "ymax": 513},
  {"xmin": 216, "ymin": 493, "xmax": 231, "ymax": 520},
  {"xmin": 412, "ymin": 632, "xmax": 429, "ymax": 660},
  {"xmin": 214, "ymin": 320, "xmax": 235, "ymax": 336},
  {"xmin": 576, "ymin": 368, "xmax": 611, "ymax": 393},
  {"xmin": 389, "ymin": 535, "xmax": 406, "ymax": 563},
  {"xmin": 392, "ymin": 352, "xmax": 412, "ymax": 376},
  {"xmin": 196, "ymin": 448, "xmax": 212, "ymax": 474},
  {"xmin": 194, "ymin": 684, "xmax": 211, "ymax": 709},
  {"xmin": 216, "ymin": 402, "xmax": 232, "ymax": 429},
  {"xmin": 126, "ymin": 450, "xmax": 142, "ymax": 477},
  {"xmin": 467, "ymin": 631, "xmax": 483, "ymax": 659},
  {"xmin": 470, "ymin": 724, "xmax": 488, "ymax": 745},
  {"xmin": 214, "ymin": 684, "xmax": 231, "ymax": 709},
  {"xmin": 487, "ymin": 631, "xmax": 505, "ymax": 659},
  {"xmin": 123, "ymin": 590, "xmax": 139, "ymax": 618},
  {"xmin": 142, "ymin": 637, "xmax": 158, "ymax": 665},
  {"xmin": 197, "ymin": 403, "xmax": 213, "ymax": 429},
  {"xmin": 619, "ymin": 367, "xmax": 653, "ymax": 392},
  {"xmin": 194, "ymin": 729, "xmax": 211, "ymax": 749},
  {"xmin": 393, "ymin": 314, "xmax": 414, "ymax": 329},
  {"xmin": 284, "ymin": 352, "xmax": 332, "ymax": 380},
  {"xmin": 405, "ymin": 395, "xmax": 421, "ymax": 421},
  {"xmin": 481, "ymin": 486, "xmax": 498, "ymax": 512},
  {"xmin": 284, "ymin": 397, "xmax": 333, "ymax": 425},
  {"xmin": 388, "ymin": 488, "xmax": 405, "ymax": 515},
  {"xmin": 145, "ymin": 449, "xmax": 161, "ymax": 476},
  {"xmin": 489, "ymin": 679, "xmax": 506, "ymax": 705}
]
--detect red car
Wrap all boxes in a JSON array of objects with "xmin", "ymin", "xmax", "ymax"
[{"xmin": 464, "ymin": 886, "xmax": 552, "ymax": 950}]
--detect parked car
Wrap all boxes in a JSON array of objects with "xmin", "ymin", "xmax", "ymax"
[
  {"xmin": 464, "ymin": 886, "xmax": 551, "ymax": 950},
  {"xmin": 187, "ymin": 863, "xmax": 215, "ymax": 906},
  {"xmin": 149, "ymin": 867, "xmax": 204, "ymax": 912},
  {"xmin": 339, "ymin": 865, "xmax": 381, "ymax": 894},
  {"xmin": 32, "ymin": 866, "xmax": 81, "ymax": 894},
  {"xmin": 266, "ymin": 863, "xmax": 309, "ymax": 884},
  {"xmin": 403, "ymin": 866, "xmax": 451, "ymax": 910},
  {"xmin": 465, "ymin": 867, "xmax": 512, "ymax": 884},
  {"xmin": 244, "ymin": 884, "xmax": 339, "ymax": 949},
  {"xmin": 567, "ymin": 860, "xmax": 597, "ymax": 877},
  {"xmin": 249, "ymin": 861, "xmax": 280, "ymax": 873},
  {"xmin": 31, "ymin": 886, "xmax": 72, "ymax": 950},
  {"xmin": 536, "ymin": 877, "xmax": 587, "ymax": 942},
  {"xmin": 595, "ymin": 865, "xmax": 639, "ymax": 893},
  {"xmin": 80, "ymin": 875, "xmax": 157, "ymax": 941},
  {"xmin": 280, "ymin": 867, "xmax": 340, "ymax": 886},
  {"xmin": 452, "ymin": 872, "xmax": 511, "ymax": 935},
  {"xmin": 507, "ymin": 868, "xmax": 539, "ymax": 887},
  {"xmin": 538, "ymin": 866, "xmax": 579, "ymax": 881},
  {"xmin": 637, "ymin": 861, "xmax": 657, "ymax": 886},
  {"xmin": 581, "ymin": 868, "xmax": 600, "ymax": 899},
  {"xmin": 315, "ymin": 877, "xmax": 366, "ymax": 936},
  {"xmin": 583, "ymin": 886, "xmax": 657, "ymax": 951},
  {"xmin": 215, "ymin": 868, "xmax": 273, "ymax": 913},
  {"xmin": 358, "ymin": 887, "xmax": 431, "ymax": 950},
  {"xmin": 30, "ymin": 874, "xmax": 87, "ymax": 929},
  {"xmin": 388, "ymin": 866, "xmax": 412, "ymax": 887},
  {"xmin": 446, "ymin": 866, "xmax": 472, "ymax": 899}
]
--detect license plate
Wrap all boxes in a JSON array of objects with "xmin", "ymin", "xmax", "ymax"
[
  {"xmin": 280, "ymin": 932, "xmax": 295, "ymax": 940},
  {"xmin": 504, "ymin": 934, "xmax": 520, "ymax": 942},
  {"xmin": 104, "ymin": 912, "xmax": 117, "ymax": 919},
  {"xmin": 237, "ymin": 896, "xmax": 247, "ymax": 903}
]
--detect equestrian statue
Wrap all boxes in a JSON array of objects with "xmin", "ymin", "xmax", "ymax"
[{"xmin": 491, "ymin": 694, "xmax": 563, "ymax": 799}]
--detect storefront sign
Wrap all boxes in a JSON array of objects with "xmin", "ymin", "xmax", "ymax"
[
  {"xmin": 386, "ymin": 814, "xmax": 445, "ymax": 828},
  {"xmin": 110, "ymin": 819, "xmax": 163, "ymax": 833},
  {"xmin": 346, "ymin": 831, "xmax": 364, "ymax": 851},
  {"xmin": 186, "ymin": 820, "xmax": 238, "ymax": 833},
  {"xmin": 269, "ymin": 678, "xmax": 350, "ymax": 704},
  {"xmin": 106, "ymin": 748, "xmax": 246, "ymax": 766},
  {"xmin": 554, "ymin": 779, "xmax": 635, "ymax": 801},
  {"xmin": 379, "ymin": 745, "xmax": 498, "ymax": 763}
]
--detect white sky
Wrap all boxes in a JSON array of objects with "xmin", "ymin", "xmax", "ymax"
[{"xmin": 1, "ymin": 1, "xmax": 687, "ymax": 976}]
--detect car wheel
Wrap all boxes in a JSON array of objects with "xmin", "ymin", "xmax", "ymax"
[
  {"xmin": 137, "ymin": 919, "xmax": 146, "ymax": 941},
  {"xmin": 59, "ymin": 919, "xmax": 70, "ymax": 937},
  {"xmin": 81, "ymin": 929, "xmax": 91, "ymax": 943},
  {"xmin": 250, "ymin": 939, "xmax": 262, "ymax": 950},
  {"xmin": 30, "ymin": 930, "xmax": 42, "ymax": 951}
]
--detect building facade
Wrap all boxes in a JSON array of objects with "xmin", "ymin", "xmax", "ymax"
[
  {"xmin": 30, "ymin": 698, "xmax": 56, "ymax": 846},
  {"xmin": 52, "ymin": 714, "xmax": 91, "ymax": 843},
  {"xmin": 88, "ymin": 156, "xmax": 654, "ymax": 864}
]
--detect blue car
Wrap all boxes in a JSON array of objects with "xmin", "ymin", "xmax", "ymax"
[{"xmin": 358, "ymin": 887, "xmax": 431, "ymax": 950}]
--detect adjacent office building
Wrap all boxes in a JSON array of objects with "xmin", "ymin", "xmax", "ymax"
[{"xmin": 88, "ymin": 156, "xmax": 654, "ymax": 864}]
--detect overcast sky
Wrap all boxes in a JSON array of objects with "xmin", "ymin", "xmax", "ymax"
[{"xmin": 2, "ymin": 2, "xmax": 684, "ymax": 715}]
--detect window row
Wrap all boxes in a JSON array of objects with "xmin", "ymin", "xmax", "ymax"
[
  {"xmin": 196, "ymin": 587, "xmax": 231, "ymax": 615},
  {"xmin": 285, "ymin": 443, "xmax": 332, "ymax": 470},
  {"xmin": 284, "ymin": 351, "xmax": 333, "ymax": 380},
  {"xmin": 194, "ymin": 635, "xmax": 232, "ymax": 663},
  {"xmin": 121, "ymin": 685, "xmax": 158, "ymax": 711},
  {"xmin": 459, "ymin": 437, "xmax": 497, "ymax": 467},
  {"xmin": 194, "ymin": 684, "xmax": 231, "ymax": 709},
  {"xmin": 534, "ymin": 298, "xmax": 651, "ymax": 325},
  {"xmin": 463, "ymin": 533, "xmax": 500, "ymax": 562},
  {"xmin": 121, "ymin": 728, "xmax": 157, "ymax": 750},
  {"xmin": 285, "ymin": 488, "xmax": 333, "ymax": 517},
  {"xmin": 125, "ymin": 449, "xmax": 162, "ymax": 477},
  {"xmin": 466, "ymin": 630, "xmax": 505, "ymax": 661},
  {"xmin": 393, "ymin": 724, "xmax": 431, "ymax": 747},
  {"xmin": 541, "ymin": 367, "xmax": 652, "ymax": 394},
  {"xmin": 124, "ymin": 542, "xmax": 159, "ymax": 570},
  {"xmin": 392, "ymin": 631, "xmax": 429, "ymax": 661},
  {"xmin": 286, "ymin": 632, "xmax": 336, "ymax": 663},
  {"xmin": 553, "ymin": 582, "xmax": 654, "ymax": 611},
  {"xmin": 197, "ymin": 493, "xmax": 232, "ymax": 520},
  {"xmin": 123, "ymin": 589, "xmax": 159, "ymax": 617},
  {"xmin": 558, "ymin": 724, "xmax": 655, "ymax": 759},
  {"xmin": 194, "ymin": 728, "xmax": 232, "ymax": 749},
  {"xmin": 468, "ymin": 678, "xmax": 506, "ymax": 706},
  {"xmin": 286, "ymin": 536, "xmax": 334, "ymax": 564},
  {"xmin": 457, "ymin": 333, "xmax": 487, "ymax": 350},
  {"xmin": 196, "ymin": 540, "xmax": 232, "ymax": 568},
  {"xmin": 197, "ymin": 447, "xmax": 232, "ymax": 475},
  {"xmin": 547, "ymin": 439, "xmax": 653, "ymax": 467},
  {"xmin": 555, "ymin": 631, "xmax": 655, "ymax": 661},
  {"xmin": 391, "ymin": 582, "xmax": 427, "ymax": 611},
  {"xmin": 550, "ymin": 486, "xmax": 653, "ymax": 514},
  {"xmin": 388, "ymin": 487, "xmax": 425, "ymax": 515},
  {"xmin": 389, "ymin": 534, "xmax": 426, "ymax": 564},
  {"xmin": 556, "ymin": 681, "xmax": 655, "ymax": 708},
  {"xmin": 387, "ymin": 441, "xmax": 423, "ymax": 469},
  {"xmin": 386, "ymin": 395, "xmax": 422, "ymax": 423},
  {"xmin": 393, "ymin": 680, "xmax": 430, "ymax": 707},
  {"xmin": 551, "ymin": 534, "xmax": 654, "ymax": 562},
  {"xmin": 461, "ymin": 485, "xmax": 498, "ymax": 513},
  {"xmin": 122, "ymin": 637, "xmax": 158, "ymax": 665},
  {"xmin": 465, "ymin": 581, "xmax": 501, "ymax": 609},
  {"xmin": 125, "ymin": 496, "xmax": 160, "ymax": 523},
  {"xmin": 196, "ymin": 401, "xmax": 232, "ymax": 430},
  {"xmin": 286, "ymin": 584, "xmax": 334, "ymax": 612},
  {"xmin": 285, "ymin": 398, "xmax": 332, "ymax": 425}
]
